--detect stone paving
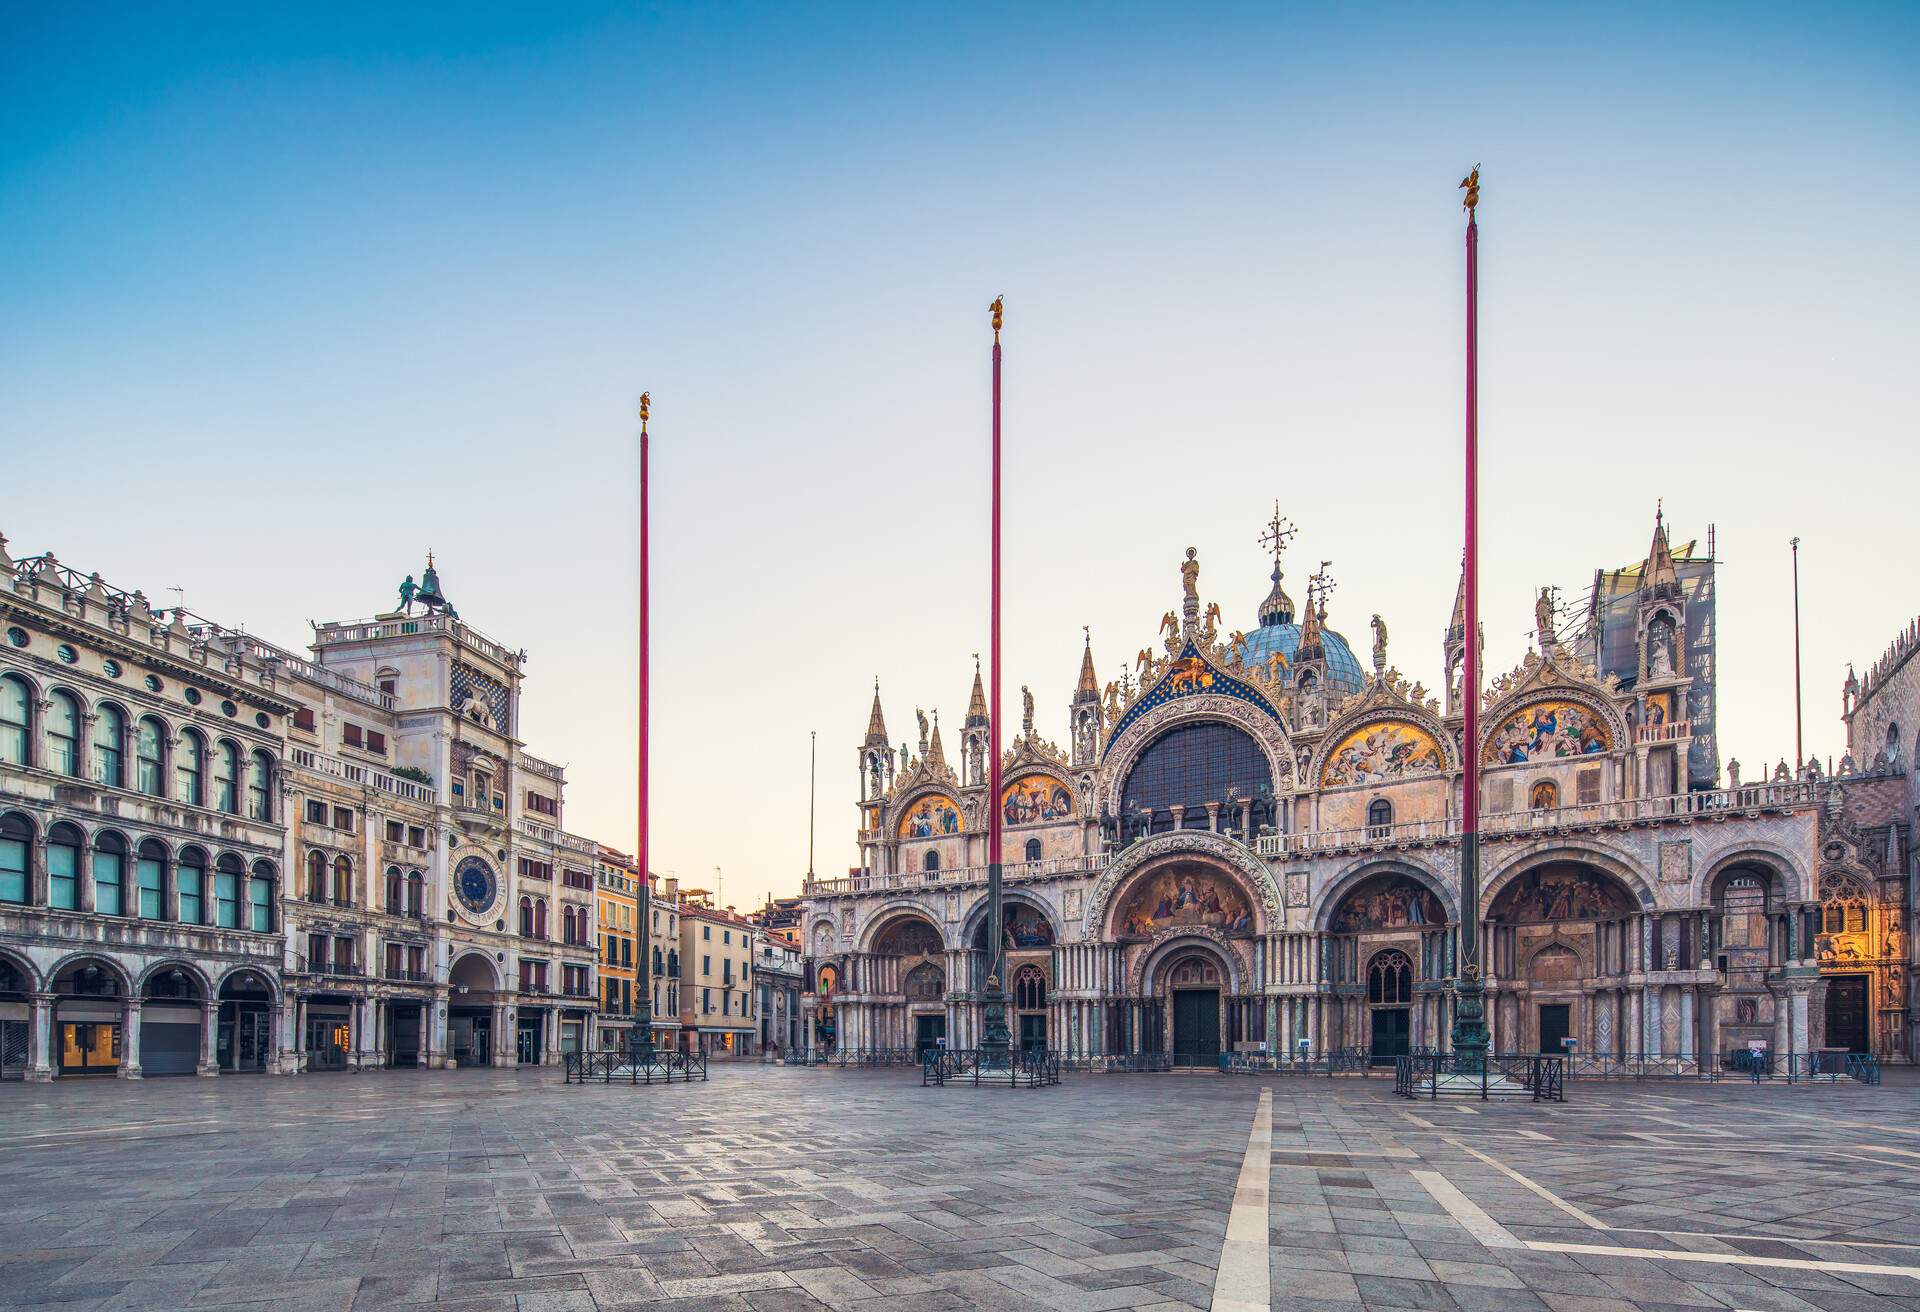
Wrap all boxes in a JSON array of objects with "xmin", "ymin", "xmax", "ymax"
[{"xmin": 1, "ymin": 1064, "xmax": 1917, "ymax": 1311}]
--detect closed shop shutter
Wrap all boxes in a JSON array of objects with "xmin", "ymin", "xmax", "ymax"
[{"xmin": 141, "ymin": 1019, "xmax": 201, "ymax": 1076}]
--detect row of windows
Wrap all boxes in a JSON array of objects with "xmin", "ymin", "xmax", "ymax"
[
  {"xmin": 517, "ymin": 899, "xmax": 592, "ymax": 944},
  {"xmin": 0, "ymin": 675, "xmax": 274, "ymax": 818},
  {"xmin": 0, "ymin": 812, "xmax": 274, "ymax": 931}
]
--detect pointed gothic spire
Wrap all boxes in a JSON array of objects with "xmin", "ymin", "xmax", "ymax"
[
  {"xmin": 864, "ymin": 679, "xmax": 889, "ymax": 746},
  {"xmin": 1448, "ymin": 554, "xmax": 1467, "ymax": 643},
  {"xmin": 1644, "ymin": 501, "xmax": 1681, "ymax": 599},
  {"xmin": 1075, "ymin": 628, "xmax": 1099, "ymax": 702},
  {"xmin": 965, "ymin": 658, "xmax": 989, "ymax": 727},
  {"xmin": 926, "ymin": 711, "xmax": 948, "ymax": 770}
]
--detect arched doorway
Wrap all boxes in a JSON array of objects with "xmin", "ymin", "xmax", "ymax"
[
  {"xmin": 217, "ymin": 969, "xmax": 275, "ymax": 1072},
  {"xmin": 0, "ymin": 953, "xmax": 32, "ymax": 1079},
  {"xmin": 1365, "ymin": 949, "xmax": 1413, "ymax": 1063},
  {"xmin": 1162, "ymin": 952, "xmax": 1224, "ymax": 1068},
  {"xmin": 449, "ymin": 953, "xmax": 501, "ymax": 1066},
  {"xmin": 52, "ymin": 957, "xmax": 128, "ymax": 1076},
  {"xmin": 140, "ymin": 965, "xmax": 206, "ymax": 1077},
  {"xmin": 1485, "ymin": 862, "xmax": 1637, "ymax": 1055},
  {"xmin": 872, "ymin": 914, "xmax": 944, "ymax": 1053},
  {"xmin": 1324, "ymin": 871, "xmax": 1448, "ymax": 1055},
  {"xmin": 970, "ymin": 899, "xmax": 1057, "ymax": 1051}
]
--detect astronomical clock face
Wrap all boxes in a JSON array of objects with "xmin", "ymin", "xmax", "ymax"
[{"xmin": 454, "ymin": 855, "xmax": 497, "ymax": 915}]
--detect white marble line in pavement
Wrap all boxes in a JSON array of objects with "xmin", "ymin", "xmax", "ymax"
[{"xmin": 1210, "ymin": 1086, "xmax": 1271, "ymax": 1312}]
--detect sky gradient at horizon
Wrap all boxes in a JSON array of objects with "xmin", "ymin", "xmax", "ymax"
[{"xmin": 3, "ymin": 5, "xmax": 1917, "ymax": 909}]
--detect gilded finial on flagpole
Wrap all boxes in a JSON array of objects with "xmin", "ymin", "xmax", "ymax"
[
  {"xmin": 990, "ymin": 295, "xmax": 1004, "ymax": 343},
  {"xmin": 1459, "ymin": 165, "xmax": 1481, "ymax": 214},
  {"xmin": 638, "ymin": 391, "xmax": 650, "ymax": 435}
]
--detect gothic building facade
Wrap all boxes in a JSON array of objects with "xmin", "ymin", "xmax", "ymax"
[{"xmin": 802, "ymin": 512, "xmax": 1911, "ymax": 1067}]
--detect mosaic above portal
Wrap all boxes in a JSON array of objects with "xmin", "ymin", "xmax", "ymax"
[
  {"xmin": 898, "ymin": 794, "xmax": 962, "ymax": 839},
  {"xmin": 1483, "ymin": 699, "xmax": 1612, "ymax": 765},
  {"xmin": 1488, "ymin": 866, "xmax": 1633, "ymax": 922},
  {"xmin": 1322, "ymin": 720, "xmax": 1445, "ymax": 787},
  {"xmin": 1330, "ymin": 874, "xmax": 1444, "ymax": 931},
  {"xmin": 1116, "ymin": 867, "xmax": 1255, "ymax": 937},
  {"xmin": 1003, "ymin": 775, "xmax": 1074, "ymax": 826}
]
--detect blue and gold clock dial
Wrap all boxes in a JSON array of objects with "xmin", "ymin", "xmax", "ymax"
[{"xmin": 454, "ymin": 855, "xmax": 497, "ymax": 914}]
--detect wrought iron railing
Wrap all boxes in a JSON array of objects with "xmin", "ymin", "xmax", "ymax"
[
  {"xmin": 1220, "ymin": 1047, "xmax": 1375, "ymax": 1076},
  {"xmin": 563, "ymin": 1048, "xmax": 708, "ymax": 1084},
  {"xmin": 1394, "ymin": 1052, "xmax": 1566, "ymax": 1102},
  {"xmin": 921, "ymin": 1047, "xmax": 1061, "ymax": 1088},
  {"xmin": 1058, "ymin": 1052, "xmax": 1173, "ymax": 1073},
  {"xmin": 795, "ymin": 1047, "xmax": 922, "ymax": 1067}
]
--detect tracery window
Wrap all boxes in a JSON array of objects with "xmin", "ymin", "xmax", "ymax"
[
  {"xmin": 904, "ymin": 962, "xmax": 945, "ymax": 1000},
  {"xmin": 1121, "ymin": 722, "xmax": 1273, "ymax": 833},
  {"xmin": 1014, "ymin": 963, "xmax": 1046, "ymax": 1010},
  {"xmin": 1820, "ymin": 873, "xmax": 1871, "ymax": 935},
  {"xmin": 1367, "ymin": 949, "xmax": 1412, "ymax": 1004},
  {"xmin": 1719, "ymin": 874, "xmax": 1768, "ymax": 949}
]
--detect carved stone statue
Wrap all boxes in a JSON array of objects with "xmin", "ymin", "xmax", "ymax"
[
  {"xmin": 1021, "ymin": 684, "xmax": 1035, "ymax": 737},
  {"xmin": 1229, "ymin": 630, "xmax": 1247, "ymax": 669},
  {"xmin": 1181, "ymin": 547, "xmax": 1199, "ymax": 605},
  {"xmin": 1647, "ymin": 615, "xmax": 1676, "ymax": 679},
  {"xmin": 1536, "ymin": 587, "xmax": 1555, "ymax": 648},
  {"xmin": 915, "ymin": 708, "xmax": 929, "ymax": 753},
  {"xmin": 868, "ymin": 753, "xmax": 883, "ymax": 799},
  {"xmin": 1370, "ymin": 613, "xmax": 1388, "ymax": 675}
]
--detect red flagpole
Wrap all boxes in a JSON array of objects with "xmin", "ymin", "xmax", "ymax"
[
  {"xmin": 982, "ymin": 297, "xmax": 1011, "ymax": 1056},
  {"xmin": 1451, "ymin": 168, "xmax": 1489, "ymax": 1066},
  {"xmin": 635, "ymin": 392, "xmax": 654, "ymax": 1060},
  {"xmin": 989, "ymin": 311, "xmax": 1004, "ymax": 870}
]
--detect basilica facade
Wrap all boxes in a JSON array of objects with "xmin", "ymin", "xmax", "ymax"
[{"xmin": 802, "ymin": 513, "xmax": 1915, "ymax": 1068}]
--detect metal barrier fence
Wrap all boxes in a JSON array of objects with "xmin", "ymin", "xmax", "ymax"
[
  {"xmin": 1394, "ymin": 1053, "xmax": 1566, "ymax": 1103},
  {"xmin": 792, "ymin": 1047, "xmax": 923, "ymax": 1068},
  {"xmin": 564, "ymin": 1049, "xmax": 709, "ymax": 1084},
  {"xmin": 1059, "ymin": 1052, "xmax": 1174, "ymax": 1073},
  {"xmin": 1220, "ymin": 1048, "xmax": 1376, "ymax": 1077},
  {"xmin": 921, "ymin": 1048, "xmax": 1062, "ymax": 1088}
]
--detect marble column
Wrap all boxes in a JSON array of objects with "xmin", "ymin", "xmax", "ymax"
[
  {"xmin": 1678, "ymin": 988, "xmax": 1695, "ymax": 1062},
  {"xmin": 121, "ymin": 999, "xmax": 143, "ymax": 1078},
  {"xmin": 199, "ymin": 1000, "xmax": 219, "ymax": 1075},
  {"xmin": 28, "ymin": 993, "xmax": 53, "ymax": 1081}
]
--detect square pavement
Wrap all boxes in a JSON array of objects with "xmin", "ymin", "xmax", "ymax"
[{"xmin": 1, "ymin": 1064, "xmax": 1917, "ymax": 1310}]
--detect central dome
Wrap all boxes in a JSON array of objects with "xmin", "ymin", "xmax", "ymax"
[
  {"xmin": 1238, "ymin": 563, "xmax": 1366, "ymax": 693},
  {"xmin": 1239, "ymin": 617, "xmax": 1366, "ymax": 694}
]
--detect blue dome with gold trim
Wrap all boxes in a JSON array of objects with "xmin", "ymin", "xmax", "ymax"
[{"xmin": 1240, "ymin": 565, "xmax": 1366, "ymax": 694}]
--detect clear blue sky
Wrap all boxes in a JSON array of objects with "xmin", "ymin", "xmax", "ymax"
[{"xmin": 4, "ymin": 5, "xmax": 1916, "ymax": 907}]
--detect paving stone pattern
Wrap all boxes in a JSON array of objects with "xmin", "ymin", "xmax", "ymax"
[{"xmin": 0, "ymin": 1065, "xmax": 1916, "ymax": 1311}]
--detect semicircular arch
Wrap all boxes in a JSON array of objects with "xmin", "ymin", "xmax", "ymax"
[
  {"xmin": 1086, "ymin": 829, "xmax": 1279, "ymax": 941},
  {"xmin": 1314, "ymin": 858, "xmax": 1458, "ymax": 932},
  {"xmin": 857, "ymin": 899, "xmax": 949, "ymax": 954},
  {"xmin": 1481, "ymin": 842, "xmax": 1655, "ymax": 918},
  {"xmin": 1099, "ymin": 694, "xmax": 1295, "ymax": 820}
]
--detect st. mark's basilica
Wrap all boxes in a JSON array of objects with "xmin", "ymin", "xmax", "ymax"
[{"xmin": 801, "ymin": 511, "xmax": 1915, "ymax": 1068}]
